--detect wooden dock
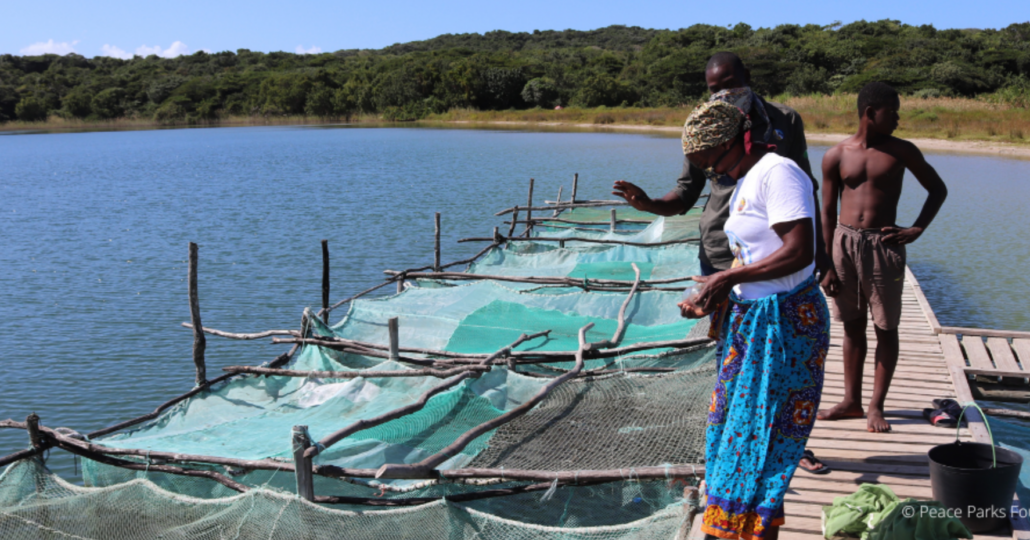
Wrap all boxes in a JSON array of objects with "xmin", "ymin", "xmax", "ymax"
[{"xmin": 689, "ymin": 267, "xmax": 1030, "ymax": 539}]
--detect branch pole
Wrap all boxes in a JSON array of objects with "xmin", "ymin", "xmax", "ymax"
[
  {"xmin": 571, "ymin": 172, "xmax": 578, "ymax": 203},
  {"xmin": 524, "ymin": 178, "xmax": 535, "ymax": 237},
  {"xmin": 384, "ymin": 270, "xmax": 696, "ymax": 287},
  {"xmin": 223, "ymin": 365, "xmax": 489, "ymax": 379},
  {"xmin": 375, "ymin": 324, "xmax": 592, "ymax": 479},
  {"xmin": 516, "ymin": 217, "xmax": 653, "ymax": 226},
  {"xmin": 507, "ymin": 206, "xmax": 520, "ymax": 239},
  {"xmin": 591, "ymin": 263, "xmax": 641, "ymax": 350},
  {"xmin": 292, "ymin": 426, "xmax": 315, "ymax": 501},
  {"xmin": 495, "ymin": 201, "xmax": 630, "ymax": 217},
  {"xmin": 26, "ymin": 413, "xmax": 43, "ymax": 450},
  {"xmin": 552, "ymin": 186, "xmax": 563, "ymax": 217},
  {"xmin": 388, "ymin": 317, "xmax": 400, "ymax": 362},
  {"xmin": 434, "ymin": 212, "xmax": 442, "ymax": 272},
  {"xmin": 2, "ymin": 419, "xmax": 705, "ymax": 486},
  {"xmin": 459, "ymin": 235, "xmax": 701, "ymax": 248},
  {"xmin": 610, "ymin": 209, "xmax": 617, "ymax": 233},
  {"xmin": 188, "ymin": 242, "xmax": 206, "ymax": 386},
  {"xmin": 180, "ymin": 323, "xmax": 297, "ymax": 340},
  {"xmin": 321, "ymin": 239, "xmax": 330, "ymax": 324},
  {"xmin": 272, "ymin": 335, "xmax": 713, "ymax": 364},
  {"xmin": 307, "ymin": 331, "xmax": 550, "ymax": 459}
]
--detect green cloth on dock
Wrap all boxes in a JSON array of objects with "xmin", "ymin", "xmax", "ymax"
[{"xmin": 822, "ymin": 483, "xmax": 971, "ymax": 540}]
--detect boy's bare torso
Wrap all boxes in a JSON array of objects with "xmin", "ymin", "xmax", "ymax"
[{"xmin": 829, "ymin": 135, "xmax": 917, "ymax": 229}]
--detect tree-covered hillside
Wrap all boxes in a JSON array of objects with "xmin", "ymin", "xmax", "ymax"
[{"xmin": 2, "ymin": 20, "xmax": 1029, "ymax": 123}]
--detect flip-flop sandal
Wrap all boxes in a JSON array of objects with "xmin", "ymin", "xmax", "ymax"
[
  {"xmin": 923, "ymin": 407, "xmax": 958, "ymax": 428},
  {"xmin": 801, "ymin": 449, "xmax": 831, "ymax": 475}
]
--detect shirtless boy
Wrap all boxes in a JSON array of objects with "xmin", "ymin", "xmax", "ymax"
[{"xmin": 817, "ymin": 82, "xmax": 948, "ymax": 433}]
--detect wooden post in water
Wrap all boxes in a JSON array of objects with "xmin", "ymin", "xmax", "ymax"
[
  {"xmin": 188, "ymin": 242, "xmax": 207, "ymax": 386},
  {"xmin": 571, "ymin": 173, "xmax": 579, "ymax": 203},
  {"xmin": 292, "ymin": 425, "xmax": 314, "ymax": 501},
  {"xmin": 493, "ymin": 227, "xmax": 502, "ymax": 244},
  {"xmin": 524, "ymin": 178, "xmax": 535, "ymax": 237},
  {"xmin": 388, "ymin": 317, "xmax": 400, "ymax": 362},
  {"xmin": 610, "ymin": 209, "xmax": 617, "ymax": 233},
  {"xmin": 321, "ymin": 240, "xmax": 330, "ymax": 325},
  {"xmin": 396, "ymin": 275, "xmax": 404, "ymax": 294},
  {"xmin": 552, "ymin": 186, "xmax": 563, "ymax": 217},
  {"xmin": 26, "ymin": 413, "xmax": 43, "ymax": 450},
  {"xmin": 507, "ymin": 206, "xmax": 520, "ymax": 239},
  {"xmin": 434, "ymin": 212, "xmax": 442, "ymax": 272}
]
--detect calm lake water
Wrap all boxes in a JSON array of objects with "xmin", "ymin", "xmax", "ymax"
[{"xmin": 1, "ymin": 125, "xmax": 1028, "ymax": 479}]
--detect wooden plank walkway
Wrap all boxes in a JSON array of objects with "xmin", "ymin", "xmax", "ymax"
[{"xmin": 689, "ymin": 268, "xmax": 1023, "ymax": 539}]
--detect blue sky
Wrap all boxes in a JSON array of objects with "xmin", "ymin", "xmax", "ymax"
[{"xmin": 6, "ymin": 0, "xmax": 1029, "ymax": 58}]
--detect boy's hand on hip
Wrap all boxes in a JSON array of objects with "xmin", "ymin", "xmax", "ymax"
[
  {"xmin": 881, "ymin": 226, "xmax": 923, "ymax": 245},
  {"xmin": 820, "ymin": 268, "xmax": 841, "ymax": 297}
]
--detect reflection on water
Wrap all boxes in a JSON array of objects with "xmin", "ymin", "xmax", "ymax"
[{"xmin": 0, "ymin": 125, "xmax": 1027, "ymax": 479}]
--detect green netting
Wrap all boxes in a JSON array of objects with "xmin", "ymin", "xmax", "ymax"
[
  {"xmin": 1, "ymin": 211, "xmax": 716, "ymax": 538},
  {"xmin": 1, "ymin": 460, "xmax": 693, "ymax": 539}
]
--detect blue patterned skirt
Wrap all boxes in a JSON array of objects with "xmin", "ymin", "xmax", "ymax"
[{"xmin": 701, "ymin": 276, "xmax": 830, "ymax": 539}]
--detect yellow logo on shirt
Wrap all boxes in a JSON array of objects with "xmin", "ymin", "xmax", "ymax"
[{"xmin": 736, "ymin": 197, "xmax": 746, "ymax": 213}]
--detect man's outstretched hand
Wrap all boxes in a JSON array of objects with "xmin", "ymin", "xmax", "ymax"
[{"xmin": 612, "ymin": 181, "xmax": 652, "ymax": 212}]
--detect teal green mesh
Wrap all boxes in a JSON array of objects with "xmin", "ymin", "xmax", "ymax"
[{"xmin": 1, "ymin": 211, "xmax": 714, "ymax": 538}]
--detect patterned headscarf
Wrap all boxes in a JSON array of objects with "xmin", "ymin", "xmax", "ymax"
[
  {"xmin": 710, "ymin": 87, "xmax": 776, "ymax": 143},
  {"xmin": 681, "ymin": 100, "xmax": 751, "ymax": 155}
]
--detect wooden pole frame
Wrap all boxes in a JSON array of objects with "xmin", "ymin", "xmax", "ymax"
[
  {"xmin": 188, "ymin": 242, "xmax": 207, "ymax": 386},
  {"xmin": 321, "ymin": 240, "xmax": 330, "ymax": 324}
]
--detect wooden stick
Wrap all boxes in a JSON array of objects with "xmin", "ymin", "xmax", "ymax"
[
  {"xmin": 0, "ymin": 447, "xmax": 45, "ymax": 468},
  {"xmin": 180, "ymin": 323, "xmax": 297, "ymax": 340},
  {"xmin": 223, "ymin": 365, "xmax": 489, "ymax": 379},
  {"xmin": 307, "ymin": 331, "xmax": 550, "ymax": 459},
  {"xmin": 388, "ymin": 317, "xmax": 400, "ymax": 361},
  {"xmin": 2, "ymin": 419, "xmax": 706, "ymax": 485},
  {"xmin": 610, "ymin": 209, "xmax": 617, "ymax": 232},
  {"xmin": 273, "ymin": 335, "xmax": 712, "ymax": 364},
  {"xmin": 590, "ymin": 263, "xmax": 640, "ymax": 350},
  {"xmin": 517, "ymin": 217, "xmax": 653, "ymax": 226},
  {"xmin": 524, "ymin": 178, "xmax": 535, "ymax": 237},
  {"xmin": 314, "ymin": 480, "xmax": 605, "ymax": 507},
  {"xmin": 269, "ymin": 343, "xmax": 301, "ymax": 369},
  {"xmin": 326, "ymin": 278, "xmax": 398, "ymax": 312},
  {"xmin": 375, "ymin": 323, "xmax": 592, "ymax": 479},
  {"xmin": 383, "ymin": 270, "xmax": 696, "ymax": 287},
  {"xmin": 552, "ymin": 186, "xmax": 563, "ymax": 217},
  {"xmin": 507, "ymin": 206, "xmax": 519, "ymax": 238},
  {"xmin": 571, "ymin": 173, "xmax": 578, "ymax": 203},
  {"xmin": 26, "ymin": 413, "xmax": 44, "ymax": 450},
  {"xmin": 86, "ymin": 372, "xmax": 239, "ymax": 438},
  {"xmin": 293, "ymin": 425, "xmax": 315, "ymax": 501},
  {"xmin": 321, "ymin": 240, "xmax": 330, "ymax": 324},
  {"xmin": 434, "ymin": 213, "xmax": 442, "ymax": 272},
  {"xmin": 188, "ymin": 242, "xmax": 206, "ymax": 386},
  {"xmin": 495, "ymin": 201, "xmax": 629, "ymax": 216},
  {"xmin": 459, "ymin": 235, "xmax": 700, "ymax": 248}
]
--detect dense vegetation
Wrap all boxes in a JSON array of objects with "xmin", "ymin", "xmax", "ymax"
[{"xmin": 2, "ymin": 20, "xmax": 1029, "ymax": 124}]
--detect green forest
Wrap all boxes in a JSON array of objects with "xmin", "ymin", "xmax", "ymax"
[{"xmin": 2, "ymin": 20, "xmax": 1029, "ymax": 124}]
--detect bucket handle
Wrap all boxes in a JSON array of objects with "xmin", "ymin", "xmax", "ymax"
[{"xmin": 955, "ymin": 401, "xmax": 997, "ymax": 469}]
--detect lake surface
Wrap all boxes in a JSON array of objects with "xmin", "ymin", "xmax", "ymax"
[{"xmin": 1, "ymin": 125, "xmax": 1028, "ymax": 479}]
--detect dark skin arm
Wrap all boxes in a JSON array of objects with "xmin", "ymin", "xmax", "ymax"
[
  {"xmin": 612, "ymin": 158, "xmax": 700, "ymax": 216},
  {"xmin": 820, "ymin": 145, "xmax": 844, "ymax": 297},
  {"xmin": 679, "ymin": 217, "xmax": 814, "ymax": 317},
  {"xmin": 880, "ymin": 141, "xmax": 948, "ymax": 245}
]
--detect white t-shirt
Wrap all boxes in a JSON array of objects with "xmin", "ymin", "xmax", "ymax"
[{"xmin": 724, "ymin": 153, "xmax": 816, "ymax": 299}]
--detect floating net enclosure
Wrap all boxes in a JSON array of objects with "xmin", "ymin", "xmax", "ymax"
[{"xmin": 1, "ymin": 195, "xmax": 715, "ymax": 539}]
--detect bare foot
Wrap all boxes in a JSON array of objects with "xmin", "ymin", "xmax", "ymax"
[
  {"xmin": 817, "ymin": 402, "xmax": 865, "ymax": 421},
  {"xmin": 867, "ymin": 408, "xmax": 892, "ymax": 433}
]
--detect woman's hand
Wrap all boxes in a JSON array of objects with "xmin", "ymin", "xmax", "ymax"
[
  {"xmin": 678, "ymin": 297, "xmax": 707, "ymax": 319},
  {"xmin": 612, "ymin": 181, "xmax": 652, "ymax": 212},
  {"xmin": 694, "ymin": 273, "xmax": 736, "ymax": 313}
]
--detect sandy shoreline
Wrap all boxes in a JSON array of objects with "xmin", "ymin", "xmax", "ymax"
[{"xmin": 442, "ymin": 120, "xmax": 1030, "ymax": 159}]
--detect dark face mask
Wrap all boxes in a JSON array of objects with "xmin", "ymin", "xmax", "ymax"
[{"xmin": 702, "ymin": 143, "xmax": 736, "ymax": 180}]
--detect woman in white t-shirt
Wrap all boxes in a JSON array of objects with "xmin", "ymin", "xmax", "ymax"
[{"xmin": 678, "ymin": 101, "xmax": 830, "ymax": 540}]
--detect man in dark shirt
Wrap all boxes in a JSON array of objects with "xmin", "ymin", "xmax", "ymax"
[
  {"xmin": 612, "ymin": 52, "xmax": 829, "ymax": 475},
  {"xmin": 613, "ymin": 52, "xmax": 822, "ymax": 276}
]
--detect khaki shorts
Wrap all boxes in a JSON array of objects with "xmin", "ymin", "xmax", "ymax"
[{"xmin": 830, "ymin": 224, "xmax": 906, "ymax": 331}]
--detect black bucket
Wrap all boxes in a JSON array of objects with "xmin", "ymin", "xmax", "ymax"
[{"xmin": 929, "ymin": 441, "xmax": 1023, "ymax": 533}]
